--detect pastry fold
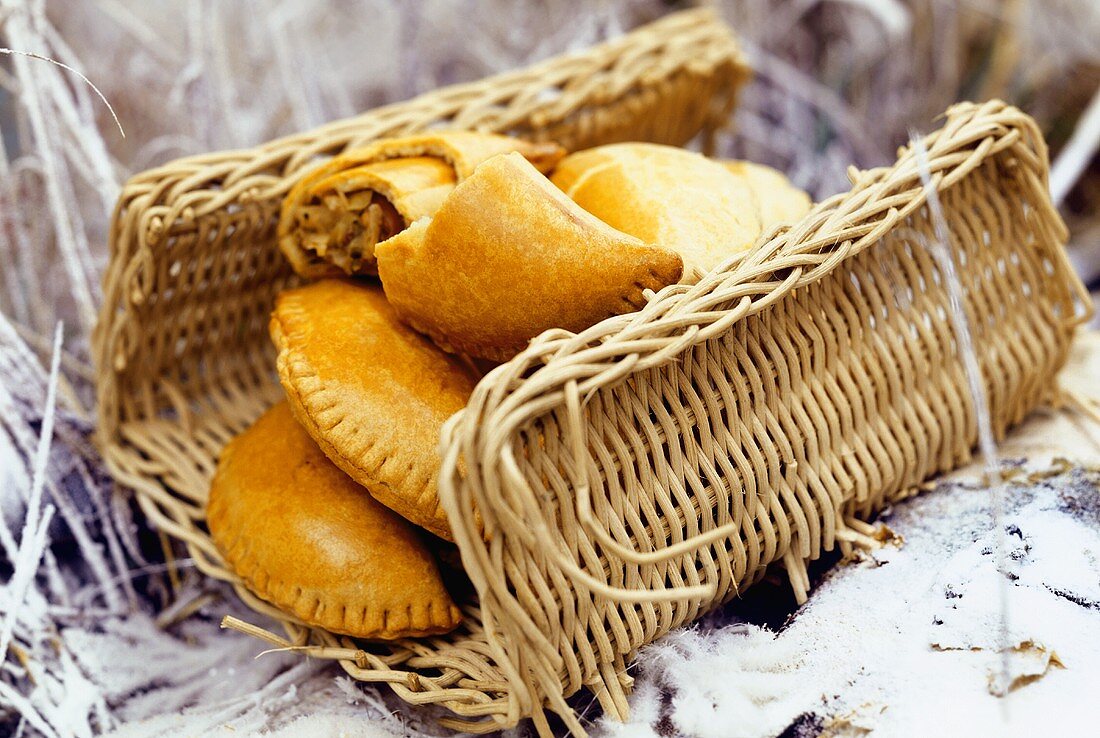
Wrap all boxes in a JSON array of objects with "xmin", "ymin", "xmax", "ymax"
[
  {"xmin": 376, "ymin": 152, "xmax": 684, "ymax": 361},
  {"xmin": 278, "ymin": 131, "xmax": 566, "ymax": 278},
  {"xmin": 207, "ymin": 402, "xmax": 462, "ymax": 640},
  {"xmin": 550, "ymin": 142, "xmax": 763, "ymax": 280},
  {"xmin": 270, "ymin": 279, "xmax": 479, "ymax": 540}
]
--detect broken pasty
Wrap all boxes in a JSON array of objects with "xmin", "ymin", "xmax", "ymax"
[{"xmin": 278, "ymin": 131, "xmax": 565, "ymax": 278}]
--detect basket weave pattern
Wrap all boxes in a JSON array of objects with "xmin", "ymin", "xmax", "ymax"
[
  {"xmin": 439, "ymin": 101, "xmax": 1091, "ymax": 731},
  {"xmin": 91, "ymin": 9, "xmax": 1090, "ymax": 736}
]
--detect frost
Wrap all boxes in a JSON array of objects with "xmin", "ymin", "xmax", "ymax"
[{"xmin": 2, "ymin": 1, "xmax": 1100, "ymax": 736}]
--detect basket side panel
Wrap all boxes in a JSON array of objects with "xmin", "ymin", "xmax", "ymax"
[{"xmin": 440, "ymin": 101, "xmax": 1087, "ymax": 726}]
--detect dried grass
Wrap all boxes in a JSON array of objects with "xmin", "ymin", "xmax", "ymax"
[{"xmin": 0, "ymin": 1, "xmax": 1098, "ymax": 735}]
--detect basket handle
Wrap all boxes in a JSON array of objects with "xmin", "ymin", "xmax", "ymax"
[{"xmin": 556, "ymin": 381, "xmax": 733, "ymax": 603}]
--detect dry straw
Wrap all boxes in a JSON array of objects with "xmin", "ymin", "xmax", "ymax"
[{"xmin": 92, "ymin": 8, "xmax": 1090, "ymax": 736}]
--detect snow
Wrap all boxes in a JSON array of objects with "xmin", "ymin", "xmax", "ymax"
[{"xmin": 602, "ymin": 476, "xmax": 1100, "ymax": 737}]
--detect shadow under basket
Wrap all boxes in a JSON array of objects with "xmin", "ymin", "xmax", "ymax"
[{"xmin": 92, "ymin": 9, "xmax": 1091, "ymax": 736}]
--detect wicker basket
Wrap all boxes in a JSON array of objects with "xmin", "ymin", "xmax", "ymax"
[{"xmin": 92, "ymin": 8, "xmax": 1090, "ymax": 736}]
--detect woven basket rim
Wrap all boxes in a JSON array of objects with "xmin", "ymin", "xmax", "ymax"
[{"xmin": 97, "ymin": 7, "xmax": 750, "ymax": 243}]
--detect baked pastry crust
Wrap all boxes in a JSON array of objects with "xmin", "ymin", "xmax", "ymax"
[
  {"xmin": 720, "ymin": 160, "xmax": 812, "ymax": 229},
  {"xmin": 279, "ymin": 131, "xmax": 565, "ymax": 279},
  {"xmin": 269, "ymin": 279, "xmax": 478, "ymax": 540},
  {"xmin": 207, "ymin": 402, "xmax": 462, "ymax": 639},
  {"xmin": 376, "ymin": 152, "xmax": 683, "ymax": 361},
  {"xmin": 551, "ymin": 142, "xmax": 762, "ymax": 280}
]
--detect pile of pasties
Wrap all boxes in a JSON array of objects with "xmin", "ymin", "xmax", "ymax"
[{"xmin": 206, "ymin": 132, "xmax": 811, "ymax": 640}]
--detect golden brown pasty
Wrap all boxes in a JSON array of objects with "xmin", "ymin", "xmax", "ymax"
[
  {"xmin": 550, "ymin": 142, "xmax": 762, "ymax": 280},
  {"xmin": 207, "ymin": 402, "xmax": 462, "ymax": 639},
  {"xmin": 376, "ymin": 152, "xmax": 683, "ymax": 361},
  {"xmin": 270, "ymin": 279, "xmax": 478, "ymax": 540},
  {"xmin": 720, "ymin": 160, "xmax": 812, "ymax": 230},
  {"xmin": 278, "ymin": 131, "xmax": 565, "ymax": 278}
]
